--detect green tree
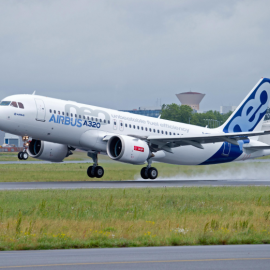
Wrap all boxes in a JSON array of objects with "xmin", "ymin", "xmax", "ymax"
[
  {"xmin": 161, "ymin": 104, "xmax": 233, "ymax": 128},
  {"xmin": 161, "ymin": 104, "xmax": 192, "ymax": 124}
]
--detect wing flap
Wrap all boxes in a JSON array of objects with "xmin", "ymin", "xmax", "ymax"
[{"xmin": 146, "ymin": 130, "xmax": 270, "ymax": 151}]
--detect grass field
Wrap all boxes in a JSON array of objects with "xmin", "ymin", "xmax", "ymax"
[
  {"xmin": 0, "ymin": 151, "xmax": 89, "ymax": 162},
  {"xmin": 0, "ymin": 151, "xmax": 269, "ymax": 162},
  {"xmin": 0, "ymin": 187, "xmax": 270, "ymax": 250},
  {"xmin": 0, "ymin": 160, "xmax": 269, "ymax": 182}
]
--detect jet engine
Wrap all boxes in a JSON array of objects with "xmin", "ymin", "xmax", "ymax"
[
  {"xmin": 107, "ymin": 135, "xmax": 151, "ymax": 164},
  {"xmin": 27, "ymin": 139, "xmax": 69, "ymax": 162}
]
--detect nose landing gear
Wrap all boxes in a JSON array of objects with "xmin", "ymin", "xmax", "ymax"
[
  {"xmin": 140, "ymin": 158, "xmax": 158, "ymax": 180},
  {"xmin": 87, "ymin": 152, "xmax": 104, "ymax": 179},
  {"xmin": 18, "ymin": 151, "xmax": 28, "ymax": 160},
  {"xmin": 18, "ymin": 136, "xmax": 30, "ymax": 160}
]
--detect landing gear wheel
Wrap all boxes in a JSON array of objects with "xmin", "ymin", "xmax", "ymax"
[
  {"xmin": 87, "ymin": 166, "xmax": 95, "ymax": 178},
  {"xmin": 140, "ymin": 167, "xmax": 148, "ymax": 179},
  {"xmin": 148, "ymin": 167, "xmax": 158, "ymax": 180},
  {"xmin": 22, "ymin": 152, "xmax": 28, "ymax": 160},
  {"xmin": 18, "ymin": 152, "xmax": 23, "ymax": 160},
  {"xmin": 94, "ymin": 166, "xmax": 104, "ymax": 178}
]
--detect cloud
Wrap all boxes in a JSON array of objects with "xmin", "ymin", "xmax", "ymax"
[{"xmin": 0, "ymin": 0, "xmax": 270, "ymax": 110}]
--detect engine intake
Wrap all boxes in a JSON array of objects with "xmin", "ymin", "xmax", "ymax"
[
  {"xmin": 107, "ymin": 135, "xmax": 150, "ymax": 164},
  {"xmin": 27, "ymin": 139, "xmax": 69, "ymax": 162}
]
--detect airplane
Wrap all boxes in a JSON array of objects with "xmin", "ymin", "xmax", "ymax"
[{"xmin": 0, "ymin": 78, "xmax": 270, "ymax": 180}]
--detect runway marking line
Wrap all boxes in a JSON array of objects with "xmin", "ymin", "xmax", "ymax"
[{"xmin": 1, "ymin": 257, "xmax": 270, "ymax": 268}]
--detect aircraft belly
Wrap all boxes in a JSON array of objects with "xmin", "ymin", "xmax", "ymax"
[{"xmin": 155, "ymin": 143, "xmax": 223, "ymax": 165}]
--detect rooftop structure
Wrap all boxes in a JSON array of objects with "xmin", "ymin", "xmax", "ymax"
[
  {"xmin": 176, "ymin": 91, "xmax": 205, "ymax": 111},
  {"xmin": 220, "ymin": 105, "xmax": 237, "ymax": 114},
  {"xmin": 120, "ymin": 107, "xmax": 161, "ymax": 118}
]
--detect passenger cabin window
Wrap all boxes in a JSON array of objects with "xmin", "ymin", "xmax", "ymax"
[
  {"xmin": 133, "ymin": 125, "xmax": 135, "ymax": 129},
  {"xmin": 141, "ymin": 127, "xmax": 144, "ymax": 130},
  {"xmin": 18, "ymin": 102, "xmax": 24, "ymax": 109},
  {"xmin": 173, "ymin": 133, "xmax": 175, "ymax": 135},
  {"xmin": 100, "ymin": 119, "xmax": 102, "ymax": 122},
  {"xmin": 157, "ymin": 130, "xmax": 160, "ymax": 133},
  {"xmin": 95, "ymin": 118, "xmax": 98, "ymax": 121},
  {"xmin": 165, "ymin": 131, "xmax": 168, "ymax": 135},
  {"xmin": 58, "ymin": 111, "xmax": 60, "ymax": 115},
  {"xmin": 71, "ymin": 113, "xmax": 73, "ymax": 117},
  {"xmin": 125, "ymin": 123, "xmax": 127, "ymax": 127},
  {"xmin": 137, "ymin": 126, "xmax": 139, "ymax": 129},
  {"xmin": 54, "ymin": 110, "xmax": 56, "ymax": 114},
  {"xmin": 145, "ymin": 127, "xmax": 148, "ymax": 131},
  {"xmin": 153, "ymin": 129, "xmax": 156, "ymax": 133},
  {"xmin": 120, "ymin": 123, "xmax": 123, "ymax": 126},
  {"xmin": 49, "ymin": 109, "xmax": 52, "ymax": 113},
  {"xmin": 129, "ymin": 124, "xmax": 131, "ymax": 128},
  {"xmin": 169, "ymin": 132, "xmax": 172, "ymax": 135},
  {"xmin": 108, "ymin": 120, "xmax": 110, "ymax": 124},
  {"xmin": 62, "ymin": 112, "xmax": 64, "ymax": 116},
  {"xmin": 104, "ymin": 120, "xmax": 106, "ymax": 123},
  {"xmin": 161, "ymin": 130, "xmax": 164, "ymax": 134},
  {"xmin": 10, "ymin": 101, "xmax": 18, "ymax": 108},
  {"xmin": 149, "ymin": 128, "xmax": 152, "ymax": 132},
  {"xmin": 87, "ymin": 116, "xmax": 89, "ymax": 120},
  {"xmin": 79, "ymin": 115, "xmax": 81, "ymax": 119},
  {"xmin": 66, "ymin": 113, "xmax": 69, "ymax": 116},
  {"xmin": 0, "ymin": 101, "xmax": 11, "ymax": 106},
  {"xmin": 75, "ymin": 114, "xmax": 77, "ymax": 118},
  {"xmin": 83, "ymin": 116, "xmax": 85, "ymax": 120}
]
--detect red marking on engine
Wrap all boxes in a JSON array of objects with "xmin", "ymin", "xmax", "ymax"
[{"xmin": 134, "ymin": 146, "xmax": 144, "ymax": 152}]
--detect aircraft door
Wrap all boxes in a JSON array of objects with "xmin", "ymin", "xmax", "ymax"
[
  {"xmin": 113, "ymin": 119, "xmax": 117, "ymax": 130},
  {"xmin": 119, "ymin": 120, "xmax": 124, "ymax": 131},
  {"xmin": 35, "ymin": 99, "xmax": 46, "ymax": 122},
  {"xmin": 222, "ymin": 142, "xmax": 231, "ymax": 156}
]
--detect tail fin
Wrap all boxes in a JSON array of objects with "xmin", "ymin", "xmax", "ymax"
[{"xmin": 220, "ymin": 78, "xmax": 270, "ymax": 135}]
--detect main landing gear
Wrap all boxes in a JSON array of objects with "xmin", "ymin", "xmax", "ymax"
[
  {"xmin": 87, "ymin": 152, "xmax": 104, "ymax": 178},
  {"xmin": 18, "ymin": 136, "xmax": 29, "ymax": 160},
  {"xmin": 140, "ymin": 158, "xmax": 158, "ymax": 180}
]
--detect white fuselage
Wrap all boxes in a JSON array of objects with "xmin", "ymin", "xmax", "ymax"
[{"xmin": 0, "ymin": 94, "xmax": 269, "ymax": 165}]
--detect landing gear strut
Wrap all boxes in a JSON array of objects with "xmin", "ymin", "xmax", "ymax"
[
  {"xmin": 18, "ymin": 136, "xmax": 30, "ymax": 160},
  {"xmin": 140, "ymin": 158, "xmax": 158, "ymax": 180},
  {"xmin": 87, "ymin": 152, "xmax": 104, "ymax": 178}
]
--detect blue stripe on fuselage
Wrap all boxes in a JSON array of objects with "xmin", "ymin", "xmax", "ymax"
[{"xmin": 200, "ymin": 139, "xmax": 249, "ymax": 165}]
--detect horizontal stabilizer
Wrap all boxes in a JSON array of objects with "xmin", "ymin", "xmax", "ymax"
[{"xmin": 243, "ymin": 145, "xmax": 270, "ymax": 154}]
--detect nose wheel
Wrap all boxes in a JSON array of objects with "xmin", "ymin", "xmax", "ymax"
[
  {"xmin": 18, "ymin": 136, "xmax": 30, "ymax": 160},
  {"xmin": 18, "ymin": 151, "xmax": 28, "ymax": 160},
  {"xmin": 87, "ymin": 152, "xmax": 104, "ymax": 179}
]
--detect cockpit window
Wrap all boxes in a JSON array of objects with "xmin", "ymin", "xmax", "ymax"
[
  {"xmin": 18, "ymin": 102, "xmax": 24, "ymax": 109},
  {"xmin": 0, "ymin": 101, "xmax": 11, "ymax": 106},
  {"xmin": 10, "ymin": 101, "xmax": 18, "ymax": 108}
]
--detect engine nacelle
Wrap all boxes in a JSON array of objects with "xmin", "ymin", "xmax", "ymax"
[
  {"xmin": 107, "ymin": 135, "xmax": 151, "ymax": 164},
  {"xmin": 27, "ymin": 139, "xmax": 69, "ymax": 162}
]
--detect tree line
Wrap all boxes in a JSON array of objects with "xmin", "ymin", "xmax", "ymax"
[{"xmin": 160, "ymin": 104, "xmax": 233, "ymax": 128}]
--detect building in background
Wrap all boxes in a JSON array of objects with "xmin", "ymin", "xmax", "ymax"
[
  {"xmin": 120, "ymin": 106, "xmax": 161, "ymax": 118},
  {"xmin": 175, "ymin": 91, "xmax": 205, "ymax": 111},
  {"xmin": 220, "ymin": 105, "xmax": 237, "ymax": 114},
  {"xmin": 0, "ymin": 131, "xmax": 5, "ymax": 146},
  {"xmin": 3, "ymin": 133, "xmax": 23, "ymax": 147}
]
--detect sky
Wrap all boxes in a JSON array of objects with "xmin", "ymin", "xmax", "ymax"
[{"xmin": 0, "ymin": 0, "xmax": 270, "ymax": 111}]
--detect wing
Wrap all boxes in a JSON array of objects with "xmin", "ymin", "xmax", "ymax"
[{"xmin": 130, "ymin": 130, "xmax": 270, "ymax": 153}]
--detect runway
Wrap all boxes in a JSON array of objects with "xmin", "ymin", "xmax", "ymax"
[
  {"xmin": 0, "ymin": 245, "xmax": 269, "ymax": 269},
  {"xmin": 0, "ymin": 180, "xmax": 270, "ymax": 190}
]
